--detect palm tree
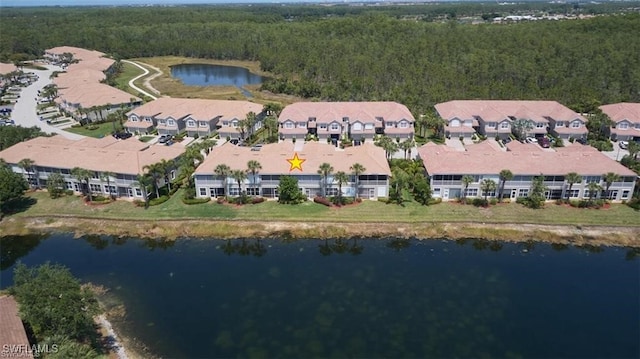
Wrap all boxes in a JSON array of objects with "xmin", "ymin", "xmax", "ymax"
[
  {"xmin": 246, "ymin": 160, "xmax": 262, "ymax": 196},
  {"xmin": 231, "ymin": 169, "xmax": 247, "ymax": 196},
  {"xmin": 602, "ymin": 172, "xmax": 621, "ymax": 200},
  {"xmin": 214, "ymin": 164, "xmax": 231, "ymax": 197},
  {"xmin": 158, "ymin": 159, "xmax": 175, "ymax": 193},
  {"xmin": 587, "ymin": 182, "xmax": 603, "ymax": 204},
  {"xmin": 18, "ymin": 158, "xmax": 36, "ymax": 189},
  {"xmin": 480, "ymin": 178, "xmax": 497, "ymax": 202},
  {"xmin": 497, "ymin": 169, "xmax": 513, "ymax": 200},
  {"xmin": 461, "ymin": 175, "xmax": 474, "ymax": 203},
  {"xmin": 198, "ymin": 139, "xmax": 217, "ymax": 155},
  {"xmin": 374, "ymin": 135, "xmax": 399, "ymax": 160},
  {"xmin": 317, "ymin": 162, "xmax": 334, "ymax": 197},
  {"xmin": 133, "ymin": 174, "xmax": 153, "ymax": 208},
  {"xmin": 350, "ymin": 163, "xmax": 366, "ymax": 199},
  {"xmin": 334, "ymin": 171, "xmax": 349, "ymax": 204},
  {"xmin": 399, "ymin": 139, "xmax": 414, "ymax": 160},
  {"xmin": 143, "ymin": 162, "xmax": 164, "ymax": 199},
  {"xmin": 71, "ymin": 167, "xmax": 92, "ymax": 201},
  {"xmin": 565, "ymin": 172, "xmax": 583, "ymax": 201},
  {"xmin": 100, "ymin": 171, "xmax": 116, "ymax": 199}
]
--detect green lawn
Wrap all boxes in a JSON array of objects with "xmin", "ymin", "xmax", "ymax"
[
  {"xmin": 12, "ymin": 190, "xmax": 640, "ymax": 227},
  {"xmin": 113, "ymin": 62, "xmax": 146, "ymax": 97},
  {"xmin": 139, "ymin": 136, "xmax": 155, "ymax": 142},
  {"xmin": 64, "ymin": 122, "xmax": 123, "ymax": 138}
]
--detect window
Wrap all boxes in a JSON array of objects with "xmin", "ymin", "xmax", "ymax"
[
  {"xmin": 319, "ymin": 124, "xmax": 327, "ymax": 130},
  {"xmin": 90, "ymin": 184, "xmax": 102, "ymax": 192},
  {"xmin": 450, "ymin": 119, "xmax": 460, "ymax": 127},
  {"xmin": 500, "ymin": 122, "xmax": 510, "ymax": 129},
  {"xmin": 518, "ymin": 188, "xmax": 529, "ymax": 197},
  {"xmin": 285, "ymin": 122, "xmax": 293, "ymax": 129},
  {"xmin": 330, "ymin": 123, "xmax": 340, "ymax": 131},
  {"xmin": 618, "ymin": 122, "xmax": 629, "ymax": 130},
  {"xmin": 568, "ymin": 189, "xmax": 579, "ymax": 198},
  {"xmin": 326, "ymin": 188, "xmax": 339, "ymax": 197},
  {"xmin": 167, "ymin": 119, "xmax": 175, "ymax": 126},
  {"xmin": 536, "ymin": 122, "xmax": 545, "ymax": 128},
  {"xmin": 187, "ymin": 120, "xmax": 196, "ymax": 127},
  {"xmin": 571, "ymin": 121, "xmax": 581, "ymax": 128},
  {"xmin": 352, "ymin": 123, "xmax": 363, "ymax": 131},
  {"xmin": 170, "ymin": 170, "xmax": 176, "ymax": 180},
  {"xmin": 607, "ymin": 190, "xmax": 618, "ymax": 200},
  {"xmin": 622, "ymin": 190, "xmax": 630, "ymax": 199},
  {"xmin": 309, "ymin": 117, "xmax": 316, "ymax": 122},
  {"xmin": 343, "ymin": 117, "xmax": 349, "ymax": 122},
  {"xmin": 583, "ymin": 190, "xmax": 591, "ymax": 199},
  {"xmin": 555, "ymin": 121, "xmax": 564, "ymax": 127},
  {"xmin": 464, "ymin": 188, "xmax": 478, "ymax": 197},
  {"xmin": 200, "ymin": 121, "xmax": 208, "ymax": 127},
  {"xmin": 130, "ymin": 116, "xmax": 138, "ymax": 122},
  {"xmin": 298, "ymin": 122, "xmax": 306, "ymax": 128},
  {"xmin": 364, "ymin": 123, "xmax": 374, "ymax": 130},
  {"xmin": 199, "ymin": 188, "xmax": 207, "ymax": 196},
  {"xmin": 584, "ymin": 176, "xmax": 601, "ymax": 183},
  {"xmin": 232, "ymin": 121, "xmax": 238, "ymax": 128},
  {"xmin": 399, "ymin": 121, "xmax": 408, "ymax": 128},
  {"xmin": 487, "ymin": 122, "xmax": 497, "ymax": 128},
  {"xmin": 145, "ymin": 117, "xmax": 152, "ymax": 123},
  {"xmin": 635, "ymin": 123, "xmax": 640, "ymax": 129},
  {"xmin": 65, "ymin": 181, "xmax": 73, "ymax": 190},
  {"xmin": 246, "ymin": 188, "xmax": 260, "ymax": 196},
  {"xmin": 433, "ymin": 188, "xmax": 441, "ymax": 196}
]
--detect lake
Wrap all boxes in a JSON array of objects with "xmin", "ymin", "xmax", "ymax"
[
  {"xmin": 1, "ymin": 234, "xmax": 638, "ymax": 358},
  {"xmin": 170, "ymin": 64, "xmax": 265, "ymax": 96}
]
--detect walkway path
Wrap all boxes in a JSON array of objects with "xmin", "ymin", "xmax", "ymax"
[
  {"xmin": 10, "ymin": 64, "xmax": 85, "ymax": 140},
  {"xmin": 122, "ymin": 60, "xmax": 159, "ymax": 100}
]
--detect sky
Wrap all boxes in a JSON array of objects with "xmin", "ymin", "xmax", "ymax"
[{"xmin": 1, "ymin": 0, "xmax": 355, "ymax": 6}]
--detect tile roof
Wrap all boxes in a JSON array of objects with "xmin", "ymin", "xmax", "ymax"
[
  {"xmin": 0, "ymin": 136, "xmax": 184, "ymax": 175},
  {"xmin": 435, "ymin": 100, "xmax": 586, "ymax": 123},
  {"xmin": 45, "ymin": 47, "xmax": 140, "ymax": 108},
  {"xmin": 194, "ymin": 141, "xmax": 391, "ymax": 176},
  {"xmin": 417, "ymin": 142, "xmax": 636, "ymax": 176},
  {"xmin": 0, "ymin": 296, "xmax": 34, "ymax": 359},
  {"xmin": 127, "ymin": 97, "xmax": 263, "ymax": 122},
  {"xmin": 599, "ymin": 103, "xmax": 640, "ymax": 124},
  {"xmin": 279, "ymin": 102, "xmax": 414, "ymax": 124}
]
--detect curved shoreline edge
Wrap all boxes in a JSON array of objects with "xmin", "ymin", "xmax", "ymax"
[{"xmin": 2, "ymin": 216, "xmax": 639, "ymax": 248}]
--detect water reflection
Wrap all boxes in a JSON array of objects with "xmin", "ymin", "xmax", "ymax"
[{"xmin": 0, "ymin": 234, "xmax": 46, "ymax": 270}]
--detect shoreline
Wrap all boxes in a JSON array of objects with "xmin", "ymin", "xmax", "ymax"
[{"xmin": 2, "ymin": 216, "xmax": 639, "ymax": 248}]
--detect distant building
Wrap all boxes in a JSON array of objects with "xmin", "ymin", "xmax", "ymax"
[
  {"xmin": 278, "ymin": 102, "xmax": 415, "ymax": 144},
  {"xmin": 45, "ymin": 46, "xmax": 141, "ymax": 123},
  {"xmin": 599, "ymin": 102, "xmax": 640, "ymax": 142},
  {"xmin": 125, "ymin": 97, "xmax": 264, "ymax": 138},
  {"xmin": 435, "ymin": 100, "xmax": 588, "ymax": 140}
]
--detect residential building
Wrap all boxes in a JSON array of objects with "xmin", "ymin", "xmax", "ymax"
[
  {"xmin": 0, "ymin": 136, "xmax": 184, "ymax": 199},
  {"xmin": 435, "ymin": 100, "xmax": 588, "ymax": 140},
  {"xmin": 417, "ymin": 141, "xmax": 636, "ymax": 202},
  {"xmin": 599, "ymin": 102, "xmax": 640, "ymax": 142},
  {"xmin": 193, "ymin": 141, "xmax": 391, "ymax": 199},
  {"xmin": 45, "ymin": 46, "xmax": 141, "ymax": 122},
  {"xmin": 125, "ymin": 97, "xmax": 264, "ymax": 138},
  {"xmin": 278, "ymin": 102, "xmax": 414, "ymax": 143}
]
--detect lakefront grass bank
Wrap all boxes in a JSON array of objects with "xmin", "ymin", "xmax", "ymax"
[{"xmin": 1, "ymin": 191, "xmax": 639, "ymax": 247}]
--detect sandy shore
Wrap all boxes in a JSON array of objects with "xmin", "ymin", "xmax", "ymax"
[{"xmin": 2, "ymin": 216, "xmax": 639, "ymax": 248}]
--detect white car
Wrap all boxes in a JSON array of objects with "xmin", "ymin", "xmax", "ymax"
[
  {"xmin": 526, "ymin": 137, "xmax": 537, "ymax": 144},
  {"xmin": 619, "ymin": 141, "xmax": 628, "ymax": 149}
]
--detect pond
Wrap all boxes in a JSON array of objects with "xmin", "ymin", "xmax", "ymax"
[
  {"xmin": 170, "ymin": 64, "xmax": 265, "ymax": 97},
  {"xmin": 1, "ymin": 234, "xmax": 638, "ymax": 358}
]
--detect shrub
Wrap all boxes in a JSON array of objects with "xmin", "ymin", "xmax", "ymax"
[
  {"xmin": 148, "ymin": 195, "xmax": 169, "ymax": 206},
  {"xmin": 133, "ymin": 199, "xmax": 146, "ymax": 207},
  {"xmin": 427, "ymin": 197, "xmax": 442, "ymax": 205},
  {"xmin": 64, "ymin": 189, "xmax": 74, "ymax": 196},
  {"xmin": 182, "ymin": 197, "xmax": 210, "ymax": 205},
  {"xmin": 314, "ymin": 196, "xmax": 332, "ymax": 207},
  {"xmin": 626, "ymin": 198, "xmax": 640, "ymax": 210},
  {"xmin": 472, "ymin": 198, "xmax": 488, "ymax": 207},
  {"xmin": 515, "ymin": 197, "xmax": 528, "ymax": 205},
  {"xmin": 251, "ymin": 197, "xmax": 266, "ymax": 204},
  {"xmin": 489, "ymin": 198, "xmax": 498, "ymax": 205},
  {"xmin": 589, "ymin": 140, "xmax": 613, "ymax": 152},
  {"xmin": 216, "ymin": 197, "xmax": 226, "ymax": 204}
]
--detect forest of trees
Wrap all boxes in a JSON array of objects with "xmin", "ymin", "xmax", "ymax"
[{"xmin": 0, "ymin": 4, "xmax": 639, "ymax": 115}]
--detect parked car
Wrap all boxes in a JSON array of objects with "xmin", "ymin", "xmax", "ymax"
[
  {"xmin": 113, "ymin": 132, "xmax": 133, "ymax": 140},
  {"xmin": 576, "ymin": 137, "xmax": 588, "ymax": 145},
  {"xmin": 619, "ymin": 141, "xmax": 629, "ymax": 149},
  {"xmin": 538, "ymin": 137, "xmax": 550, "ymax": 148},
  {"xmin": 158, "ymin": 134, "xmax": 171, "ymax": 144},
  {"xmin": 526, "ymin": 137, "xmax": 537, "ymax": 144}
]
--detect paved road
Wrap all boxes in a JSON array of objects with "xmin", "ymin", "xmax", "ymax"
[
  {"xmin": 10, "ymin": 65, "xmax": 85, "ymax": 140},
  {"xmin": 122, "ymin": 60, "xmax": 158, "ymax": 100}
]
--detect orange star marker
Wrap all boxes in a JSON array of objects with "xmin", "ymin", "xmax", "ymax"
[{"xmin": 287, "ymin": 152, "xmax": 305, "ymax": 172}]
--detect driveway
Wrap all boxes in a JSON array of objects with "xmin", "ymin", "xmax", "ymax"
[
  {"xmin": 445, "ymin": 138, "xmax": 466, "ymax": 151},
  {"xmin": 10, "ymin": 64, "xmax": 85, "ymax": 140}
]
